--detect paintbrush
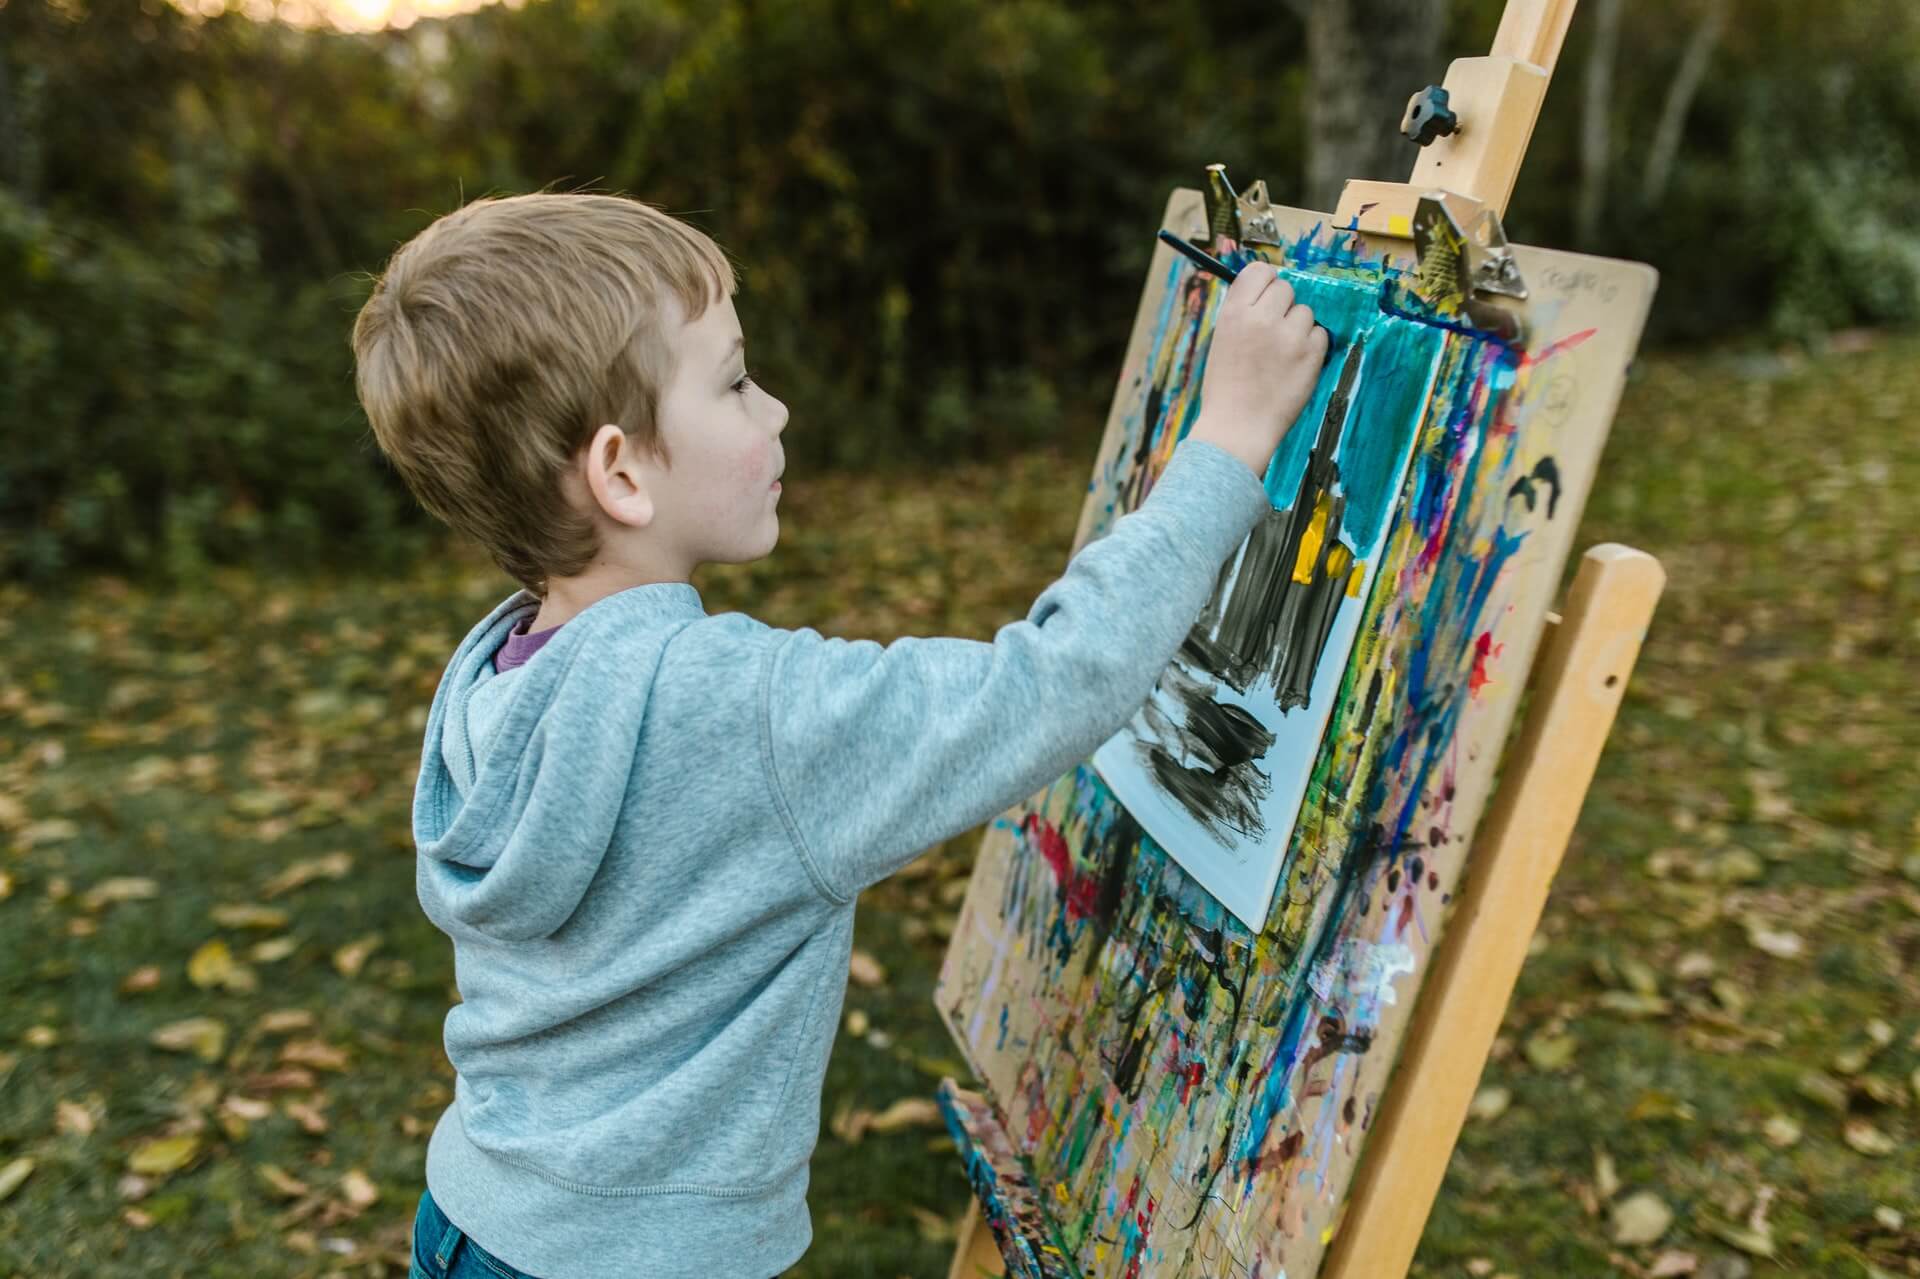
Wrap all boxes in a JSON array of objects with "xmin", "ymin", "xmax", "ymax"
[{"xmin": 1157, "ymin": 229, "xmax": 1240, "ymax": 283}]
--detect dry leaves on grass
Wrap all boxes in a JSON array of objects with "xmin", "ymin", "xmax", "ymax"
[{"xmin": 829, "ymin": 1096, "xmax": 944, "ymax": 1145}]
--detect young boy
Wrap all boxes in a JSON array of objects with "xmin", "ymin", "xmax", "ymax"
[{"xmin": 351, "ymin": 191, "xmax": 1325, "ymax": 1279}]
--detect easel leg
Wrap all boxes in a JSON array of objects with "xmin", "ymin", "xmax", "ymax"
[
  {"xmin": 1321, "ymin": 542, "xmax": 1665, "ymax": 1279},
  {"xmin": 948, "ymin": 1201, "xmax": 1010, "ymax": 1279}
]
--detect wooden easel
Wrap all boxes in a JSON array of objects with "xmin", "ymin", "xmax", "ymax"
[{"xmin": 942, "ymin": 1, "xmax": 1666, "ymax": 1276}]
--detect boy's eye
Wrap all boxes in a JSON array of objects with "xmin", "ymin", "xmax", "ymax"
[{"xmin": 732, "ymin": 371, "xmax": 755, "ymax": 395}]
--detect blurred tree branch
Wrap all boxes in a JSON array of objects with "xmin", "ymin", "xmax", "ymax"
[
  {"xmin": 1640, "ymin": 0, "xmax": 1729, "ymax": 208},
  {"xmin": 1575, "ymin": 0, "xmax": 1622, "ymax": 249}
]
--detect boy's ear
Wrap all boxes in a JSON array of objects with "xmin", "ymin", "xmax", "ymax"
[{"xmin": 582, "ymin": 423, "xmax": 655, "ymax": 529}]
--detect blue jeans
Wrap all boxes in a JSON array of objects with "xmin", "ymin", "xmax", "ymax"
[
  {"xmin": 410, "ymin": 1188, "xmax": 544, "ymax": 1279},
  {"xmin": 410, "ymin": 1185, "xmax": 792, "ymax": 1277}
]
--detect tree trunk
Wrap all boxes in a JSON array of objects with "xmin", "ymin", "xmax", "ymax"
[
  {"xmin": 1641, "ymin": 0, "xmax": 1729, "ymax": 208},
  {"xmin": 1304, "ymin": 0, "xmax": 1449, "ymax": 212},
  {"xmin": 1575, "ymin": 0, "xmax": 1624, "ymax": 248}
]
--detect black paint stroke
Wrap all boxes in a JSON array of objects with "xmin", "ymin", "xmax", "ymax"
[
  {"xmin": 1133, "ymin": 334, "xmax": 1372, "ymax": 843},
  {"xmin": 1135, "ymin": 658, "xmax": 1275, "ymax": 848},
  {"xmin": 1506, "ymin": 454, "xmax": 1561, "ymax": 519},
  {"xmin": 1187, "ymin": 329, "xmax": 1369, "ymax": 706}
]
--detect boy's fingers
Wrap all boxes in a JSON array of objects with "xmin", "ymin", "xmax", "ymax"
[{"xmin": 1230, "ymin": 261, "xmax": 1277, "ymax": 308}]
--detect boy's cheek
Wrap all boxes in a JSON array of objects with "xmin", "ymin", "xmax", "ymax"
[{"xmin": 733, "ymin": 436, "xmax": 774, "ymax": 487}]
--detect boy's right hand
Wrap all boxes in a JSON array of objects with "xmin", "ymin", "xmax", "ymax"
[{"xmin": 1187, "ymin": 261, "xmax": 1330, "ymax": 481}]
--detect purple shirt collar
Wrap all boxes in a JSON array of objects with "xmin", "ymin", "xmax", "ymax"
[{"xmin": 494, "ymin": 612, "xmax": 564, "ymax": 673}]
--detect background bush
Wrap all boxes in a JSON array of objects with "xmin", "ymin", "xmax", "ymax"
[{"xmin": 4, "ymin": 0, "xmax": 1916, "ymax": 583}]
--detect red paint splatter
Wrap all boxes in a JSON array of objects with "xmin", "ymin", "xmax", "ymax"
[
  {"xmin": 1468, "ymin": 629, "xmax": 1503, "ymax": 695},
  {"xmin": 1177, "ymin": 1057, "xmax": 1206, "ymax": 1105},
  {"xmin": 1022, "ymin": 812, "xmax": 1101, "ymax": 922},
  {"xmin": 1524, "ymin": 326, "xmax": 1597, "ymax": 367}
]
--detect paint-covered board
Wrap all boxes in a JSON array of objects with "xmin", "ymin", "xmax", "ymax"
[
  {"xmin": 1089, "ymin": 257, "xmax": 1449, "ymax": 929},
  {"xmin": 934, "ymin": 188, "xmax": 1654, "ymax": 1279}
]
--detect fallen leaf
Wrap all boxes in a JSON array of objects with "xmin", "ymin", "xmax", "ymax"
[
  {"xmin": 1760, "ymin": 1114, "xmax": 1801, "ymax": 1148},
  {"xmin": 1468, "ymin": 1085, "xmax": 1511, "ymax": 1122},
  {"xmin": 126, "ymin": 1134, "xmax": 201, "ymax": 1177},
  {"xmin": 844, "ymin": 1009, "xmax": 870, "ymax": 1037},
  {"xmin": 256, "ymin": 1164, "xmax": 310, "ymax": 1200},
  {"xmin": 1524, "ymin": 1030, "xmax": 1578, "ymax": 1072},
  {"xmin": 0, "ymin": 1157, "xmax": 33, "ymax": 1202},
  {"xmin": 1594, "ymin": 1150, "xmax": 1621, "ymax": 1201},
  {"xmin": 1628, "ymin": 1090, "xmax": 1695, "ymax": 1122},
  {"xmin": 221, "ymin": 1095, "xmax": 272, "ymax": 1122},
  {"xmin": 848, "ymin": 949, "xmax": 887, "ymax": 988},
  {"xmin": 283, "ymin": 1099, "xmax": 329, "ymax": 1135},
  {"xmin": 230, "ymin": 788, "xmax": 293, "ymax": 819},
  {"xmin": 828, "ymin": 1100, "xmax": 868, "ymax": 1144},
  {"xmin": 279, "ymin": 1039, "xmax": 350, "ymax": 1072},
  {"xmin": 1794, "ymin": 1071, "xmax": 1849, "ymax": 1113},
  {"xmin": 1649, "ymin": 1251, "xmax": 1699, "ymax": 1277},
  {"xmin": 332, "ymin": 934, "xmax": 384, "ymax": 978},
  {"xmin": 1705, "ymin": 1220, "xmax": 1775, "ymax": 1258},
  {"xmin": 339, "ymin": 1168, "xmax": 379, "ymax": 1210},
  {"xmin": 248, "ymin": 936, "xmax": 300, "ymax": 963},
  {"xmin": 1843, "ymin": 1118, "xmax": 1897, "ymax": 1157},
  {"xmin": 23, "ymin": 1025, "xmax": 58, "ymax": 1048},
  {"xmin": 186, "ymin": 939, "xmax": 258, "ymax": 993},
  {"xmin": 1599, "ymin": 991, "xmax": 1672, "ymax": 1018},
  {"xmin": 148, "ymin": 1016, "xmax": 229, "ymax": 1064},
  {"xmin": 1610, "ymin": 1190, "xmax": 1675, "ymax": 1246},
  {"xmin": 1741, "ymin": 919, "xmax": 1804, "ymax": 960},
  {"xmin": 1674, "ymin": 952, "xmax": 1716, "ymax": 981},
  {"xmin": 1709, "ymin": 978, "xmax": 1751, "ymax": 1017},
  {"xmin": 255, "ymin": 1009, "xmax": 315, "ymax": 1035},
  {"xmin": 238, "ymin": 1067, "xmax": 316, "ymax": 1093},
  {"xmin": 81, "ymin": 877, "xmax": 159, "ymax": 911},
  {"xmin": 210, "ymin": 903, "xmax": 290, "ymax": 931},
  {"xmin": 54, "ymin": 1098, "xmax": 100, "ymax": 1136},
  {"xmin": 867, "ymin": 1097, "xmax": 943, "ymax": 1133},
  {"xmin": 119, "ymin": 965, "xmax": 162, "ymax": 994},
  {"xmin": 1856, "ymin": 1073, "xmax": 1907, "ymax": 1107},
  {"xmin": 261, "ymin": 851, "xmax": 353, "ymax": 899}
]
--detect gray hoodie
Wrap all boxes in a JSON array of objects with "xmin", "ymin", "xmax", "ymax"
[{"xmin": 410, "ymin": 438, "xmax": 1270, "ymax": 1278}]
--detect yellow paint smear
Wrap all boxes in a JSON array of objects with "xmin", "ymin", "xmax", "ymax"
[{"xmin": 1292, "ymin": 493, "xmax": 1334, "ymax": 584}]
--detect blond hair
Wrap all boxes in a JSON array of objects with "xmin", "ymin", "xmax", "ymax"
[{"xmin": 351, "ymin": 190, "xmax": 738, "ymax": 597}]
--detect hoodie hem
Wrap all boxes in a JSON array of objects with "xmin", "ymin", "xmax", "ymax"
[{"xmin": 425, "ymin": 1106, "xmax": 811, "ymax": 1279}]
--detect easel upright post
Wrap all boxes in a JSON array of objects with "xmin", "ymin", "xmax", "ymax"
[{"xmin": 1319, "ymin": 545, "xmax": 1665, "ymax": 1279}]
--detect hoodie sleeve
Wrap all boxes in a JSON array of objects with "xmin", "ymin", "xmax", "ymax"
[{"xmin": 760, "ymin": 438, "xmax": 1273, "ymax": 904}]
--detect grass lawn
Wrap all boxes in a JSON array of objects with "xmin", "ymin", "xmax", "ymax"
[{"xmin": 2, "ymin": 331, "xmax": 1916, "ymax": 1278}]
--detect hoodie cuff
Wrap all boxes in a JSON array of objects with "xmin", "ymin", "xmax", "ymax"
[{"xmin": 1139, "ymin": 437, "xmax": 1275, "ymax": 571}]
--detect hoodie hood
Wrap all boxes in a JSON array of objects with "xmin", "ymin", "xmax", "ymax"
[{"xmin": 411, "ymin": 582, "xmax": 706, "ymax": 942}]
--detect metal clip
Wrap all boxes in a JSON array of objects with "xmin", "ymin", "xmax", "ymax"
[
  {"xmin": 1235, "ymin": 179, "xmax": 1284, "ymax": 247},
  {"xmin": 1204, "ymin": 163, "xmax": 1243, "ymax": 254},
  {"xmin": 1412, "ymin": 192, "xmax": 1528, "ymax": 338}
]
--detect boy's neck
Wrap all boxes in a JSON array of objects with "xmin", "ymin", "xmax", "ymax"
[{"xmin": 532, "ymin": 560, "xmax": 693, "ymax": 631}]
